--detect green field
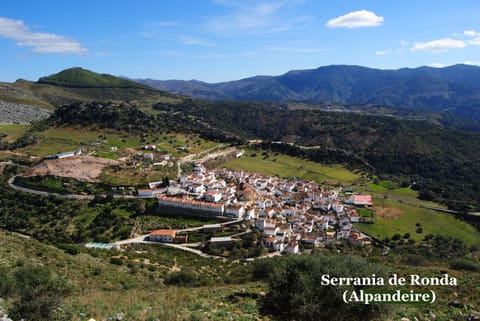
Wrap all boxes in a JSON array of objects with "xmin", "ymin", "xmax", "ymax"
[
  {"xmin": 222, "ymin": 151, "xmax": 360, "ymax": 185},
  {"xmin": 18, "ymin": 127, "xmax": 220, "ymax": 159},
  {"xmin": 356, "ymin": 198, "xmax": 480, "ymax": 246},
  {"xmin": 0, "ymin": 124, "xmax": 29, "ymax": 142},
  {"xmin": 364, "ymin": 182, "xmax": 447, "ymax": 209}
]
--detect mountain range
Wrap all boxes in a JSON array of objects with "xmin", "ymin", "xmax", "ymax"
[{"xmin": 136, "ymin": 64, "xmax": 480, "ymax": 119}]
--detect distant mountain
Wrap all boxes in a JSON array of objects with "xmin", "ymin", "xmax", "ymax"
[{"xmin": 136, "ymin": 64, "xmax": 480, "ymax": 119}]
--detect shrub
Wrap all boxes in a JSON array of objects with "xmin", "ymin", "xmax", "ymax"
[
  {"xmin": 1, "ymin": 265, "xmax": 70, "ymax": 321},
  {"xmin": 163, "ymin": 271, "xmax": 197, "ymax": 286},
  {"xmin": 450, "ymin": 258, "xmax": 480, "ymax": 272},
  {"xmin": 260, "ymin": 254, "xmax": 393, "ymax": 321},
  {"xmin": 402, "ymin": 254, "xmax": 427, "ymax": 266}
]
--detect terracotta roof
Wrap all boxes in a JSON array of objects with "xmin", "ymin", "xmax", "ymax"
[{"xmin": 150, "ymin": 229, "xmax": 176, "ymax": 237}]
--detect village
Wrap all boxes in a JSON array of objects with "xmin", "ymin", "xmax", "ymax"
[
  {"xmin": 15, "ymin": 146, "xmax": 375, "ymax": 257},
  {"xmin": 136, "ymin": 159, "xmax": 375, "ymax": 256}
]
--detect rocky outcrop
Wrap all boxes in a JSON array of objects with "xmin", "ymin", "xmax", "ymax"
[{"xmin": 0, "ymin": 101, "xmax": 51, "ymax": 124}]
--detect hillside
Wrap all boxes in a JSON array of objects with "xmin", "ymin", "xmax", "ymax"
[
  {"xmin": 38, "ymin": 67, "xmax": 151, "ymax": 89},
  {"xmin": 152, "ymin": 100, "xmax": 480, "ymax": 211},
  {"xmin": 0, "ymin": 68, "xmax": 184, "ymax": 123},
  {"xmin": 137, "ymin": 64, "xmax": 480, "ymax": 119}
]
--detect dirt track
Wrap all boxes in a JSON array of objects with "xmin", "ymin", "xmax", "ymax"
[{"xmin": 24, "ymin": 155, "xmax": 119, "ymax": 182}]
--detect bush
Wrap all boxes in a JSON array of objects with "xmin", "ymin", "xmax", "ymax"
[
  {"xmin": 402, "ymin": 254, "xmax": 427, "ymax": 266},
  {"xmin": 260, "ymin": 254, "xmax": 393, "ymax": 321},
  {"xmin": 0, "ymin": 265, "xmax": 70, "ymax": 321},
  {"xmin": 110, "ymin": 257, "xmax": 123, "ymax": 265},
  {"xmin": 163, "ymin": 271, "xmax": 197, "ymax": 286},
  {"xmin": 450, "ymin": 258, "xmax": 480, "ymax": 272}
]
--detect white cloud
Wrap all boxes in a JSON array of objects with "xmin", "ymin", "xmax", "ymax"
[
  {"xmin": 326, "ymin": 10, "xmax": 383, "ymax": 29},
  {"xmin": 428, "ymin": 63, "xmax": 447, "ymax": 68},
  {"xmin": 400, "ymin": 40, "xmax": 409, "ymax": 46},
  {"xmin": 375, "ymin": 50, "xmax": 389, "ymax": 56},
  {"xmin": 179, "ymin": 36, "xmax": 212, "ymax": 47},
  {"xmin": 468, "ymin": 37, "xmax": 480, "ymax": 46},
  {"xmin": 411, "ymin": 38, "xmax": 467, "ymax": 53},
  {"xmin": 0, "ymin": 17, "xmax": 87, "ymax": 54},
  {"xmin": 464, "ymin": 30, "xmax": 478, "ymax": 37},
  {"xmin": 206, "ymin": 1, "xmax": 308, "ymax": 35},
  {"xmin": 463, "ymin": 60, "xmax": 480, "ymax": 66}
]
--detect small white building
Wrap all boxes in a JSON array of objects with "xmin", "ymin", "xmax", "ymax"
[
  {"xmin": 286, "ymin": 240, "xmax": 299, "ymax": 254},
  {"xmin": 205, "ymin": 190, "xmax": 222, "ymax": 203},
  {"xmin": 226, "ymin": 205, "xmax": 245, "ymax": 218}
]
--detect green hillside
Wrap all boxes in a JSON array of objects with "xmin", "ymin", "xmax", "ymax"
[
  {"xmin": 0, "ymin": 68, "xmax": 184, "ymax": 115},
  {"xmin": 38, "ymin": 67, "xmax": 150, "ymax": 89}
]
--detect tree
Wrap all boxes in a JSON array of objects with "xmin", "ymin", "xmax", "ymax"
[{"xmin": 162, "ymin": 176, "xmax": 170, "ymax": 187}]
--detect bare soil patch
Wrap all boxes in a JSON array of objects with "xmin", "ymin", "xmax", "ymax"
[
  {"xmin": 375, "ymin": 207, "xmax": 402, "ymax": 219},
  {"xmin": 24, "ymin": 155, "xmax": 119, "ymax": 182}
]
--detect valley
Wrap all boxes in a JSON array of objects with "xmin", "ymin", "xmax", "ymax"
[{"xmin": 0, "ymin": 67, "xmax": 480, "ymax": 321}]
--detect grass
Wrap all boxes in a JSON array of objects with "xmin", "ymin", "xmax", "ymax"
[
  {"xmin": 222, "ymin": 150, "xmax": 360, "ymax": 185},
  {"xmin": 38, "ymin": 67, "xmax": 149, "ymax": 89},
  {"xmin": 0, "ymin": 124, "xmax": 29, "ymax": 142},
  {"xmin": 356, "ymin": 198, "xmax": 480, "ymax": 246},
  {"xmin": 18, "ymin": 127, "xmax": 221, "ymax": 159},
  {"xmin": 364, "ymin": 183, "xmax": 447, "ymax": 209}
]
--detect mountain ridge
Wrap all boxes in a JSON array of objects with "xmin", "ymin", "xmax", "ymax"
[{"xmin": 135, "ymin": 64, "xmax": 480, "ymax": 119}]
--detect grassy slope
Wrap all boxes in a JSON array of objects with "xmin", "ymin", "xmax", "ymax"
[
  {"xmin": 0, "ymin": 68, "xmax": 184, "ymax": 115},
  {"xmin": 18, "ymin": 127, "xmax": 220, "ymax": 158},
  {"xmin": 222, "ymin": 150, "xmax": 360, "ymax": 185},
  {"xmin": 0, "ymin": 124, "xmax": 29, "ymax": 142},
  {"xmin": 38, "ymin": 67, "xmax": 148, "ymax": 88},
  {"xmin": 0, "ymin": 230, "xmax": 263, "ymax": 321},
  {"xmin": 354, "ymin": 182, "xmax": 480, "ymax": 246},
  {"xmin": 356, "ymin": 197, "xmax": 480, "ymax": 246}
]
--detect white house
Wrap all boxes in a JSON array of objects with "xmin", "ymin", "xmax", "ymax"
[
  {"xmin": 226, "ymin": 205, "xmax": 245, "ymax": 218},
  {"xmin": 255, "ymin": 219, "xmax": 276, "ymax": 232},
  {"xmin": 263, "ymin": 226, "xmax": 279, "ymax": 238},
  {"xmin": 286, "ymin": 240, "xmax": 299, "ymax": 254},
  {"xmin": 205, "ymin": 190, "xmax": 222, "ymax": 203}
]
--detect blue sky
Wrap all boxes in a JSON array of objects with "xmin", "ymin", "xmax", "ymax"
[{"xmin": 1, "ymin": 0, "xmax": 480, "ymax": 83}]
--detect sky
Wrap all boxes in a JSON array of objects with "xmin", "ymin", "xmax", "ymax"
[{"xmin": 1, "ymin": 0, "xmax": 480, "ymax": 83}]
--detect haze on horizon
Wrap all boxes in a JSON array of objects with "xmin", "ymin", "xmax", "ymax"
[{"xmin": 1, "ymin": 0, "xmax": 480, "ymax": 83}]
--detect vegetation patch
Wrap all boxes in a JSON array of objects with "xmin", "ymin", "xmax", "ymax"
[
  {"xmin": 222, "ymin": 150, "xmax": 360, "ymax": 185},
  {"xmin": 0, "ymin": 124, "xmax": 29, "ymax": 142},
  {"xmin": 357, "ymin": 199, "xmax": 480, "ymax": 246}
]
